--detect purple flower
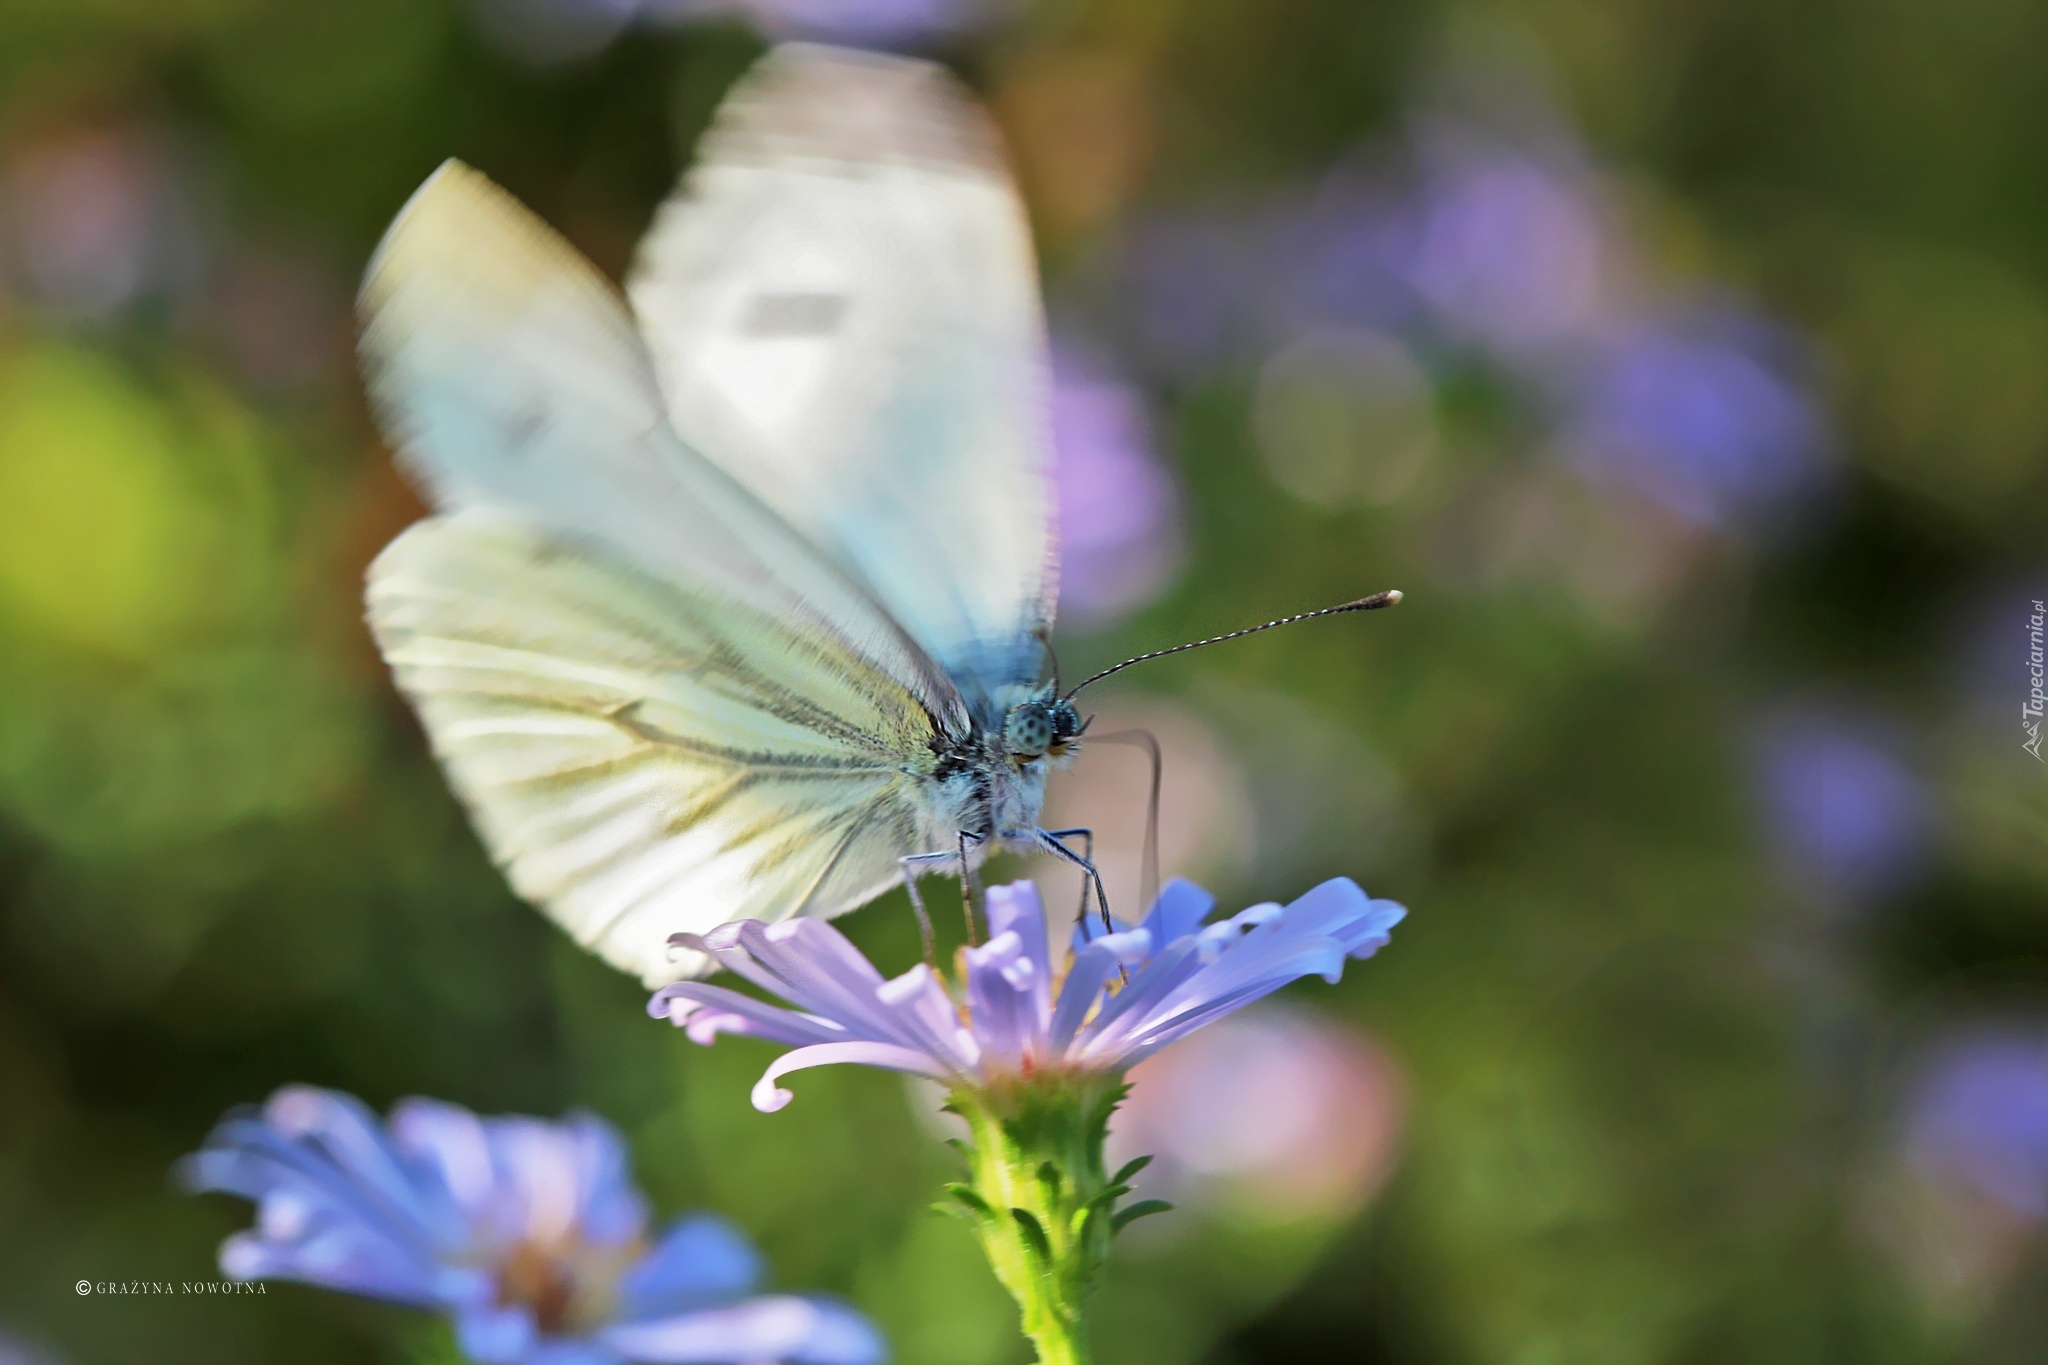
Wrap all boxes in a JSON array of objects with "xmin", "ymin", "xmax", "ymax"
[
  {"xmin": 1562, "ymin": 311, "xmax": 1827, "ymax": 529},
  {"xmin": 1901, "ymin": 1028, "xmax": 2048, "ymax": 1221},
  {"xmin": 1104, "ymin": 1004, "xmax": 1406, "ymax": 1225},
  {"xmin": 1119, "ymin": 210, "xmax": 1267, "ymax": 380},
  {"xmin": 179, "ymin": 1087, "xmax": 883, "ymax": 1365},
  {"xmin": 3, "ymin": 123, "xmax": 208, "ymax": 323},
  {"xmin": 673, "ymin": 0, "xmax": 994, "ymax": 43},
  {"xmin": 1754, "ymin": 707, "xmax": 1930, "ymax": 909},
  {"xmin": 649, "ymin": 878, "xmax": 1404, "ymax": 1111},
  {"xmin": 1400, "ymin": 151, "xmax": 1605, "ymax": 351},
  {"xmin": 472, "ymin": 0, "xmax": 993, "ymax": 61},
  {"xmin": 1049, "ymin": 344, "xmax": 1183, "ymax": 628}
]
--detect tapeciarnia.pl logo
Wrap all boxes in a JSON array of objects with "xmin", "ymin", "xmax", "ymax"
[{"xmin": 2026, "ymin": 598, "xmax": 2045, "ymax": 762}]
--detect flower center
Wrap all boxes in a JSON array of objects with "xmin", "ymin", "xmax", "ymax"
[{"xmin": 495, "ymin": 1235, "xmax": 643, "ymax": 1336}]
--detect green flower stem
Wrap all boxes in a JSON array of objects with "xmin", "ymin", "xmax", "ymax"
[{"xmin": 941, "ymin": 1076, "xmax": 1171, "ymax": 1365}]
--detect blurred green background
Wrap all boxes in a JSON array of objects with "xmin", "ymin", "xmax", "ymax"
[{"xmin": 3, "ymin": 0, "xmax": 2047, "ymax": 1362}]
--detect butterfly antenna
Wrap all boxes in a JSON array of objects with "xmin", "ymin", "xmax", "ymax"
[{"xmin": 1062, "ymin": 590, "xmax": 1403, "ymax": 699}]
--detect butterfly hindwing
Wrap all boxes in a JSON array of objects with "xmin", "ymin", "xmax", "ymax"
[{"xmin": 369, "ymin": 510, "xmax": 939, "ymax": 984}]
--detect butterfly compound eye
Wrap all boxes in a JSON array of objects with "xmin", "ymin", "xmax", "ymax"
[{"xmin": 1003, "ymin": 703, "xmax": 1057, "ymax": 758}]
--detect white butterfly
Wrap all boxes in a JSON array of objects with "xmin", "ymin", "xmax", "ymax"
[{"xmin": 361, "ymin": 44, "xmax": 1084, "ymax": 985}]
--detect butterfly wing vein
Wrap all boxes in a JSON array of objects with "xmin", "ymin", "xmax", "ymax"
[{"xmin": 369, "ymin": 511, "xmax": 936, "ymax": 984}]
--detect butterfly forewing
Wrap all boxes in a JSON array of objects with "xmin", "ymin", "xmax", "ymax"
[
  {"xmin": 359, "ymin": 159, "xmax": 965, "ymax": 733},
  {"xmin": 628, "ymin": 43, "xmax": 1057, "ymax": 707}
]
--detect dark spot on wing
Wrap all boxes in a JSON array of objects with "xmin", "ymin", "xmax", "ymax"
[
  {"xmin": 739, "ymin": 291, "xmax": 849, "ymax": 339},
  {"xmin": 506, "ymin": 402, "xmax": 548, "ymax": 453}
]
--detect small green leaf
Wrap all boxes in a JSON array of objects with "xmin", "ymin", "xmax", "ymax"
[
  {"xmin": 1110, "ymin": 1199, "xmax": 1174, "ymax": 1234},
  {"xmin": 1109, "ymin": 1155, "xmax": 1154, "ymax": 1186},
  {"xmin": 1077, "ymin": 1181, "xmax": 1133, "ymax": 1221},
  {"xmin": 1036, "ymin": 1160, "xmax": 1063, "ymax": 1198},
  {"xmin": 1010, "ymin": 1207, "xmax": 1053, "ymax": 1263},
  {"xmin": 932, "ymin": 1200, "xmax": 980, "ymax": 1225},
  {"xmin": 943, "ymin": 1183, "xmax": 994, "ymax": 1216}
]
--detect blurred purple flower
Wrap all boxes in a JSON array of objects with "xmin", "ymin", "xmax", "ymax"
[
  {"xmin": 1105, "ymin": 1004, "xmax": 1405, "ymax": 1224},
  {"xmin": 1118, "ymin": 149, "xmax": 1607, "ymax": 381},
  {"xmin": 1254, "ymin": 180, "xmax": 1412, "ymax": 342},
  {"xmin": 472, "ymin": 0, "xmax": 992, "ymax": 60},
  {"xmin": 0, "ymin": 1331, "xmax": 61, "ymax": 1365},
  {"xmin": 668, "ymin": 0, "xmax": 991, "ymax": 43},
  {"xmin": 1, "ymin": 125, "xmax": 207, "ymax": 322},
  {"xmin": 1050, "ymin": 346, "xmax": 1183, "ymax": 627},
  {"xmin": 180, "ymin": 1087, "xmax": 883, "ymax": 1365},
  {"xmin": 1563, "ymin": 312, "xmax": 1827, "ymax": 528},
  {"xmin": 1400, "ymin": 151, "xmax": 1605, "ymax": 350},
  {"xmin": 1120, "ymin": 212, "xmax": 1265, "ymax": 380},
  {"xmin": 1120, "ymin": 189, "xmax": 1411, "ymax": 382},
  {"xmin": 1756, "ymin": 709, "xmax": 1930, "ymax": 908},
  {"xmin": 651, "ymin": 878, "xmax": 1403, "ymax": 1111},
  {"xmin": 1902, "ymin": 1028, "xmax": 2048, "ymax": 1220}
]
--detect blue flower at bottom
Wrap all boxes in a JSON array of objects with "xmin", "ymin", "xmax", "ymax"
[{"xmin": 179, "ymin": 1087, "xmax": 883, "ymax": 1365}]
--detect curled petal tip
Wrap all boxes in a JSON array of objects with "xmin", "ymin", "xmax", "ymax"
[{"xmin": 750, "ymin": 1078, "xmax": 795, "ymax": 1114}]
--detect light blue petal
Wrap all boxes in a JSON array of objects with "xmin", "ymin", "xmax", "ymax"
[
  {"xmin": 1140, "ymin": 879, "xmax": 1216, "ymax": 945},
  {"xmin": 619, "ymin": 1215, "xmax": 762, "ymax": 1318},
  {"xmin": 649, "ymin": 983, "xmax": 848, "ymax": 1048},
  {"xmin": 215, "ymin": 1225, "xmax": 440, "ymax": 1306},
  {"xmin": 391, "ymin": 1098, "xmax": 498, "ymax": 1229},
  {"xmin": 963, "ymin": 931, "xmax": 1040, "ymax": 1064},
  {"xmin": 562, "ymin": 1111, "xmax": 649, "ymax": 1247},
  {"xmin": 752, "ymin": 1041, "xmax": 955, "ymax": 1113},
  {"xmin": 522, "ymin": 1340, "xmax": 625, "ymax": 1365},
  {"xmin": 262, "ymin": 1087, "xmax": 453, "ymax": 1234},
  {"xmin": 983, "ymin": 881, "xmax": 1052, "ymax": 1007},
  {"xmin": 1047, "ymin": 932, "xmax": 1151, "ymax": 1054},
  {"xmin": 476, "ymin": 1114, "xmax": 648, "ymax": 1252},
  {"xmin": 456, "ymin": 1301, "xmax": 540, "ymax": 1364},
  {"xmin": 1343, "ymin": 898, "xmax": 1407, "ymax": 958},
  {"xmin": 180, "ymin": 1103, "xmax": 453, "ymax": 1304},
  {"xmin": 600, "ymin": 1296, "xmax": 885, "ymax": 1365},
  {"xmin": 871, "ymin": 964, "xmax": 979, "ymax": 1068}
]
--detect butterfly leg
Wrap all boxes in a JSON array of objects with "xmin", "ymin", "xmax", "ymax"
[
  {"xmin": 1042, "ymin": 827, "xmax": 1095, "ymax": 932},
  {"xmin": 899, "ymin": 851, "xmax": 954, "ymax": 970},
  {"xmin": 957, "ymin": 830, "xmax": 986, "ymax": 945},
  {"xmin": 1036, "ymin": 827, "xmax": 1113, "ymax": 939}
]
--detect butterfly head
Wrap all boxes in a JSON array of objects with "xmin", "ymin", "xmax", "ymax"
[{"xmin": 1003, "ymin": 692, "xmax": 1082, "ymax": 763}]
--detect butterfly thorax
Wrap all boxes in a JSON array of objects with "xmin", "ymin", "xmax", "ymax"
[{"xmin": 919, "ymin": 685, "xmax": 1080, "ymax": 850}]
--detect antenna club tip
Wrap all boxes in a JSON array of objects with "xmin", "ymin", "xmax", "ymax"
[{"xmin": 1384, "ymin": 589, "xmax": 1403, "ymax": 605}]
